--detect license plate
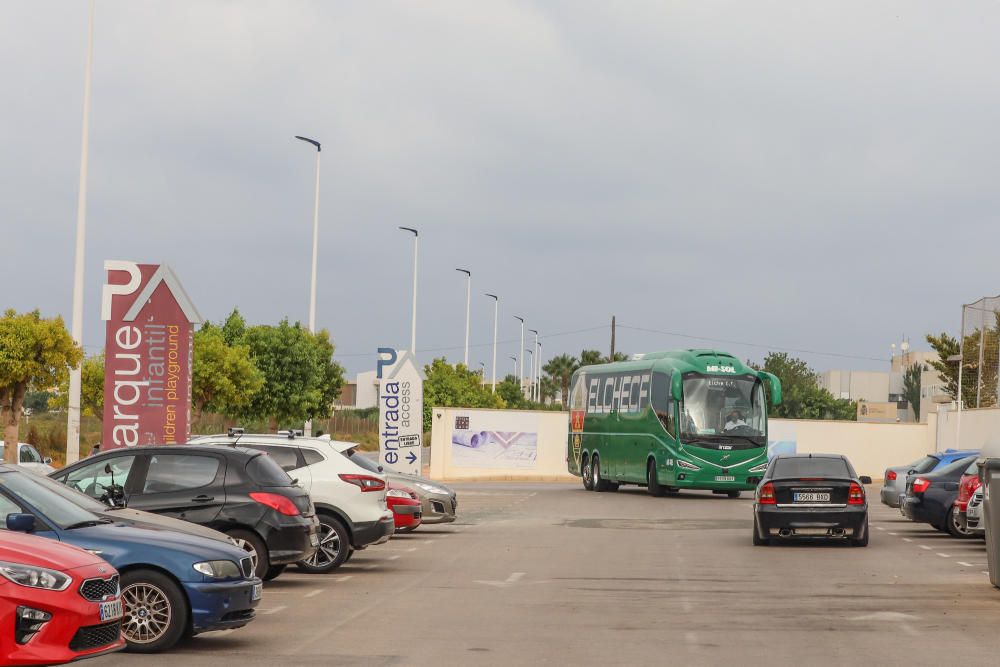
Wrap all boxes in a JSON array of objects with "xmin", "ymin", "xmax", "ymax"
[
  {"xmin": 99, "ymin": 599, "xmax": 123, "ymax": 621},
  {"xmin": 715, "ymin": 475, "xmax": 735, "ymax": 482},
  {"xmin": 252, "ymin": 583, "xmax": 262, "ymax": 601},
  {"xmin": 309, "ymin": 532, "xmax": 319, "ymax": 547},
  {"xmin": 794, "ymin": 492, "xmax": 830, "ymax": 502}
]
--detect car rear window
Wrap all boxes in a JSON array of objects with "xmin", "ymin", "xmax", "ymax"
[
  {"xmin": 935, "ymin": 456, "xmax": 977, "ymax": 476},
  {"xmin": 771, "ymin": 457, "xmax": 851, "ymax": 479},
  {"xmin": 966, "ymin": 460, "xmax": 979, "ymax": 475},
  {"xmin": 911, "ymin": 456, "xmax": 940, "ymax": 474},
  {"xmin": 347, "ymin": 452, "xmax": 381, "ymax": 473},
  {"xmin": 246, "ymin": 454, "xmax": 294, "ymax": 486}
]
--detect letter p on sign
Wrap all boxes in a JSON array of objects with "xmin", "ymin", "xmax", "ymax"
[
  {"xmin": 102, "ymin": 260, "xmax": 142, "ymax": 321},
  {"xmin": 377, "ymin": 348, "xmax": 397, "ymax": 379}
]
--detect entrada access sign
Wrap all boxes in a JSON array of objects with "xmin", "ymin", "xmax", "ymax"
[{"xmin": 377, "ymin": 348, "xmax": 423, "ymax": 475}]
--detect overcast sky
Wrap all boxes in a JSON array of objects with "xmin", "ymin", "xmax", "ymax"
[{"xmin": 3, "ymin": 1, "xmax": 999, "ymax": 378}]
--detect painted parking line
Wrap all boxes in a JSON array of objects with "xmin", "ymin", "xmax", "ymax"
[
  {"xmin": 406, "ymin": 548, "xmax": 418, "ymax": 552},
  {"xmin": 937, "ymin": 553, "xmax": 951, "ymax": 558},
  {"xmin": 876, "ymin": 527, "xmax": 885, "ymax": 531},
  {"xmin": 257, "ymin": 606, "xmax": 287, "ymax": 615},
  {"xmin": 388, "ymin": 555, "xmax": 400, "ymax": 561},
  {"xmin": 959, "ymin": 562, "xmax": 976, "ymax": 567},
  {"xmin": 334, "ymin": 575, "xmax": 353, "ymax": 582},
  {"xmin": 888, "ymin": 532, "xmax": 899, "ymax": 535},
  {"xmin": 919, "ymin": 545, "xmax": 932, "ymax": 550},
  {"xmin": 902, "ymin": 538, "xmax": 913, "ymax": 542},
  {"xmin": 305, "ymin": 589, "xmax": 324, "ymax": 598}
]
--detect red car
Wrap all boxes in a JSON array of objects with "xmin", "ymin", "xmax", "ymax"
[
  {"xmin": 386, "ymin": 486, "xmax": 422, "ymax": 532},
  {"xmin": 0, "ymin": 528, "xmax": 125, "ymax": 665},
  {"xmin": 954, "ymin": 464, "xmax": 982, "ymax": 537}
]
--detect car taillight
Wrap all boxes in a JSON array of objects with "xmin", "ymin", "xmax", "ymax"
[
  {"xmin": 848, "ymin": 482, "xmax": 865, "ymax": 505},
  {"xmin": 758, "ymin": 482, "xmax": 776, "ymax": 504},
  {"xmin": 886, "ymin": 470, "xmax": 897, "ymax": 481},
  {"xmin": 912, "ymin": 478, "xmax": 931, "ymax": 493},
  {"xmin": 249, "ymin": 492, "xmax": 301, "ymax": 516},
  {"xmin": 339, "ymin": 474, "xmax": 386, "ymax": 493}
]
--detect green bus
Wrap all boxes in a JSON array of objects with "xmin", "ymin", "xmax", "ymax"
[{"xmin": 566, "ymin": 349, "xmax": 782, "ymax": 497}]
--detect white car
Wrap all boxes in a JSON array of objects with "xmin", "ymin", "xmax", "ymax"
[
  {"xmin": 0, "ymin": 442, "xmax": 56, "ymax": 475},
  {"xmin": 189, "ymin": 431, "xmax": 395, "ymax": 572}
]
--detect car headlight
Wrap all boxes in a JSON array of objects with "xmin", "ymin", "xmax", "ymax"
[
  {"xmin": 0, "ymin": 561, "xmax": 72, "ymax": 591},
  {"xmin": 748, "ymin": 462, "xmax": 769, "ymax": 473},
  {"xmin": 414, "ymin": 482, "xmax": 449, "ymax": 495},
  {"xmin": 387, "ymin": 488, "xmax": 413, "ymax": 498},
  {"xmin": 193, "ymin": 560, "xmax": 242, "ymax": 579},
  {"xmin": 676, "ymin": 460, "xmax": 700, "ymax": 471}
]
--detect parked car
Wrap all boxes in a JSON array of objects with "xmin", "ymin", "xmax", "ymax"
[
  {"xmin": 386, "ymin": 485, "xmax": 422, "ymax": 531},
  {"xmin": 0, "ymin": 529, "xmax": 125, "ymax": 665},
  {"xmin": 339, "ymin": 445, "xmax": 457, "ymax": 530},
  {"xmin": 51, "ymin": 444, "xmax": 318, "ymax": 580},
  {"xmin": 881, "ymin": 449, "xmax": 979, "ymax": 508},
  {"xmin": 753, "ymin": 453, "xmax": 871, "ymax": 547},
  {"xmin": 0, "ymin": 443, "xmax": 55, "ymax": 476},
  {"xmin": 966, "ymin": 486, "xmax": 985, "ymax": 536},
  {"xmin": 901, "ymin": 455, "xmax": 978, "ymax": 537},
  {"xmin": 0, "ymin": 465, "xmax": 261, "ymax": 653},
  {"xmin": 954, "ymin": 460, "xmax": 983, "ymax": 538},
  {"xmin": 188, "ymin": 432, "xmax": 394, "ymax": 573}
]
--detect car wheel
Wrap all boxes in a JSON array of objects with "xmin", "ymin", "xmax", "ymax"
[
  {"xmin": 582, "ymin": 454, "xmax": 594, "ymax": 491},
  {"xmin": 592, "ymin": 455, "xmax": 610, "ymax": 492},
  {"xmin": 647, "ymin": 460, "xmax": 665, "ymax": 497},
  {"xmin": 605, "ymin": 482, "xmax": 620, "ymax": 491},
  {"xmin": 344, "ymin": 547, "xmax": 355, "ymax": 563},
  {"xmin": 851, "ymin": 519, "xmax": 869, "ymax": 547},
  {"xmin": 727, "ymin": 491, "xmax": 741, "ymax": 499},
  {"xmin": 227, "ymin": 529, "xmax": 269, "ymax": 579},
  {"xmin": 263, "ymin": 564, "xmax": 286, "ymax": 581},
  {"xmin": 752, "ymin": 516, "xmax": 769, "ymax": 546},
  {"xmin": 296, "ymin": 514, "xmax": 350, "ymax": 573},
  {"xmin": 120, "ymin": 569, "xmax": 188, "ymax": 653},
  {"xmin": 946, "ymin": 506, "xmax": 975, "ymax": 539}
]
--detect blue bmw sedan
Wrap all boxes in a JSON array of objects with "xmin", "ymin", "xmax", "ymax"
[{"xmin": 0, "ymin": 465, "xmax": 261, "ymax": 653}]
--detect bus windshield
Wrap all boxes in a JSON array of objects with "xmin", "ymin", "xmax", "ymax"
[{"xmin": 679, "ymin": 373, "xmax": 766, "ymax": 448}]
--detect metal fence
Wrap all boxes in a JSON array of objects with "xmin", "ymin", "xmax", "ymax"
[{"xmin": 960, "ymin": 295, "xmax": 1000, "ymax": 409}]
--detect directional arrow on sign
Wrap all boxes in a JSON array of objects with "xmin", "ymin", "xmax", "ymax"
[{"xmin": 406, "ymin": 451, "xmax": 417, "ymax": 464}]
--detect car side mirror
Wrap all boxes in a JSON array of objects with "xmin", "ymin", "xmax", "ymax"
[
  {"xmin": 6, "ymin": 513, "xmax": 36, "ymax": 532},
  {"xmin": 859, "ymin": 476, "xmax": 873, "ymax": 485},
  {"xmin": 42, "ymin": 457, "xmax": 53, "ymax": 465},
  {"xmin": 104, "ymin": 463, "xmax": 112, "ymax": 474},
  {"xmin": 378, "ymin": 466, "xmax": 384, "ymax": 473}
]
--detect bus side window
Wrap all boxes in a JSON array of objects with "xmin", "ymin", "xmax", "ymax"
[{"xmin": 651, "ymin": 372, "xmax": 676, "ymax": 438}]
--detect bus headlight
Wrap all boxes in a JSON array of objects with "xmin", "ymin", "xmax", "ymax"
[
  {"xmin": 677, "ymin": 460, "xmax": 700, "ymax": 471},
  {"xmin": 748, "ymin": 462, "xmax": 769, "ymax": 473}
]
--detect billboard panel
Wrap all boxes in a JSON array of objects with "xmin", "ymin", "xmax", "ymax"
[{"xmin": 450, "ymin": 410, "xmax": 539, "ymax": 469}]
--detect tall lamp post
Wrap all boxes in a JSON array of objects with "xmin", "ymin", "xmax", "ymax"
[
  {"xmin": 524, "ymin": 348, "xmax": 533, "ymax": 400},
  {"xmin": 528, "ymin": 329, "xmax": 538, "ymax": 401},
  {"xmin": 66, "ymin": 0, "xmax": 96, "ymax": 466},
  {"xmin": 536, "ymin": 340, "xmax": 543, "ymax": 403},
  {"xmin": 485, "ymin": 294, "xmax": 499, "ymax": 391},
  {"xmin": 295, "ymin": 135, "xmax": 321, "ymax": 437},
  {"xmin": 399, "ymin": 227, "xmax": 419, "ymax": 353},
  {"xmin": 514, "ymin": 316, "xmax": 524, "ymax": 390},
  {"xmin": 479, "ymin": 362, "xmax": 486, "ymax": 387},
  {"xmin": 456, "ymin": 269, "xmax": 471, "ymax": 366},
  {"xmin": 510, "ymin": 355, "xmax": 518, "ymax": 378}
]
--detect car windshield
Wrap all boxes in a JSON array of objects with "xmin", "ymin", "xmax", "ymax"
[
  {"xmin": 0, "ymin": 470, "xmax": 103, "ymax": 529},
  {"xmin": 771, "ymin": 457, "xmax": 851, "ymax": 479},
  {"xmin": 347, "ymin": 451, "xmax": 381, "ymax": 473},
  {"xmin": 28, "ymin": 473, "xmax": 109, "ymax": 513},
  {"xmin": 680, "ymin": 373, "xmax": 766, "ymax": 447}
]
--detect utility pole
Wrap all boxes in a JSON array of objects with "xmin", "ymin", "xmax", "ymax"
[{"xmin": 610, "ymin": 315, "xmax": 616, "ymax": 361}]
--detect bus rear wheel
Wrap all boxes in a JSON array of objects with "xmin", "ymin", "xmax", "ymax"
[
  {"xmin": 592, "ymin": 455, "xmax": 611, "ymax": 492},
  {"xmin": 727, "ymin": 491, "xmax": 741, "ymax": 499},
  {"xmin": 647, "ymin": 460, "xmax": 664, "ymax": 497},
  {"xmin": 582, "ymin": 455, "xmax": 594, "ymax": 491}
]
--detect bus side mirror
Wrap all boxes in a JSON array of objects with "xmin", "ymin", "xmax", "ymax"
[
  {"xmin": 670, "ymin": 373, "xmax": 683, "ymax": 401},
  {"xmin": 758, "ymin": 371, "xmax": 782, "ymax": 406}
]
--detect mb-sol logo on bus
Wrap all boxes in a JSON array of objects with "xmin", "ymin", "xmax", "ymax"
[{"xmin": 101, "ymin": 261, "xmax": 201, "ymax": 449}]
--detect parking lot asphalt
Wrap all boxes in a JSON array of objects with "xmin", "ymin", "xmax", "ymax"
[{"xmin": 93, "ymin": 482, "xmax": 1000, "ymax": 666}]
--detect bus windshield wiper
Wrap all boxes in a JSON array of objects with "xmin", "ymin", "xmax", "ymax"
[{"xmin": 63, "ymin": 518, "xmax": 113, "ymax": 530}]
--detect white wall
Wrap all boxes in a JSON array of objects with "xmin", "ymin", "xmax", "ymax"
[
  {"xmin": 429, "ymin": 407, "xmax": 572, "ymax": 481},
  {"xmin": 933, "ymin": 406, "xmax": 1000, "ymax": 453},
  {"xmin": 355, "ymin": 370, "xmax": 377, "ymax": 410}
]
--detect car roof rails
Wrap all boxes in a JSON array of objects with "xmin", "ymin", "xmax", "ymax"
[
  {"xmin": 276, "ymin": 429, "xmax": 304, "ymax": 439},
  {"xmin": 227, "ymin": 427, "xmax": 245, "ymax": 438}
]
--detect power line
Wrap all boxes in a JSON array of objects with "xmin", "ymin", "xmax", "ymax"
[{"xmin": 617, "ymin": 324, "xmax": 890, "ymax": 363}]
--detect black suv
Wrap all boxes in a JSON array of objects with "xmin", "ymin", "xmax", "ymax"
[{"xmin": 51, "ymin": 444, "xmax": 319, "ymax": 580}]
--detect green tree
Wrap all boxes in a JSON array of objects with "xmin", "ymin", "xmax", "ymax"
[
  {"xmin": 751, "ymin": 352, "xmax": 855, "ymax": 420},
  {"xmin": 902, "ymin": 362, "xmax": 922, "ymax": 421},
  {"xmin": 496, "ymin": 374, "xmax": 526, "ymax": 409},
  {"xmin": 49, "ymin": 352, "xmax": 105, "ymax": 419},
  {"xmin": 191, "ymin": 324, "xmax": 265, "ymax": 419},
  {"xmin": 238, "ymin": 319, "xmax": 345, "ymax": 428},
  {"xmin": 23, "ymin": 391, "xmax": 52, "ymax": 413},
  {"xmin": 0, "ymin": 310, "xmax": 83, "ymax": 462},
  {"xmin": 543, "ymin": 354, "xmax": 579, "ymax": 404},
  {"xmin": 579, "ymin": 350, "xmax": 603, "ymax": 366},
  {"xmin": 421, "ymin": 359, "xmax": 504, "ymax": 432},
  {"xmin": 927, "ymin": 322, "xmax": 1000, "ymax": 409}
]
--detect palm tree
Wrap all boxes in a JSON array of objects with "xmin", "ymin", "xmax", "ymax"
[{"xmin": 543, "ymin": 354, "xmax": 579, "ymax": 404}]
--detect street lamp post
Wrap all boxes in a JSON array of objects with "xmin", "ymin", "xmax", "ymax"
[
  {"xmin": 528, "ymin": 329, "xmax": 538, "ymax": 401},
  {"xmin": 510, "ymin": 355, "xmax": 517, "ymax": 378},
  {"xmin": 514, "ymin": 316, "xmax": 524, "ymax": 391},
  {"xmin": 456, "ymin": 269, "xmax": 471, "ymax": 367},
  {"xmin": 295, "ymin": 135, "xmax": 321, "ymax": 437},
  {"xmin": 66, "ymin": 0, "xmax": 96, "ymax": 466},
  {"xmin": 525, "ymin": 348, "xmax": 533, "ymax": 400},
  {"xmin": 479, "ymin": 362, "xmax": 486, "ymax": 387},
  {"xmin": 536, "ymin": 341, "xmax": 543, "ymax": 403},
  {"xmin": 485, "ymin": 294, "xmax": 499, "ymax": 391},
  {"xmin": 399, "ymin": 227, "xmax": 419, "ymax": 353}
]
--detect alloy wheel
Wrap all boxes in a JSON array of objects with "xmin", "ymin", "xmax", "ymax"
[
  {"xmin": 304, "ymin": 521, "xmax": 341, "ymax": 568},
  {"xmin": 122, "ymin": 582, "xmax": 172, "ymax": 644}
]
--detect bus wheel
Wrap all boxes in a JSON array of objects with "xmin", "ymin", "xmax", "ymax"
[
  {"xmin": 727, "ymin": 491, "xmax": 741, "ymax": 499},
  {"xmin": 581, "ymin": 455, "xmax": 594, "ymax": 491},
  {"xmin": 592, "ymin": 455, "xmax": 610, "ymax": 492},
  {"xmin": 647, "ymin": 460, "xmax": 665, "ymax": 497}
]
